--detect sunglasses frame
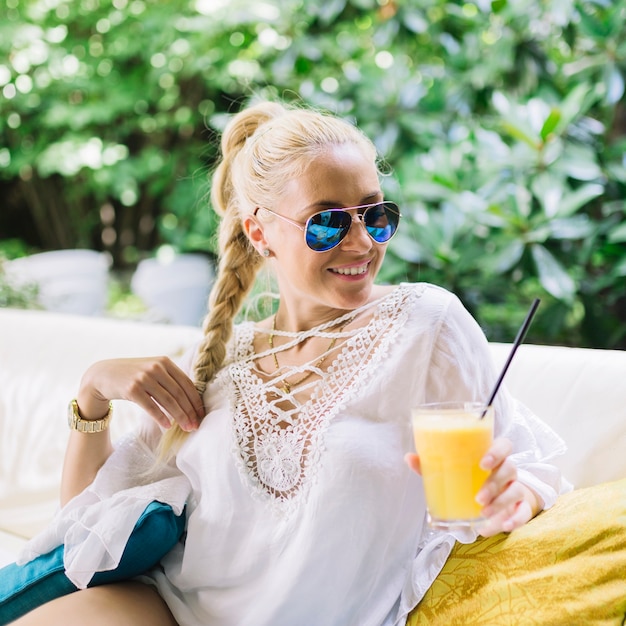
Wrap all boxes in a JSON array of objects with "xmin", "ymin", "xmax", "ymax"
[{"xmin": 253, "ymin": 201, "xmax": 401, "ymax": 252}]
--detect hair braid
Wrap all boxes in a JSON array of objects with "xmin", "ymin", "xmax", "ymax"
[
  {"xmin": 157, "ymin": 218, "xmax": 261, "ymax": 459},
  {"xmin": 194, "ymin": 223, "xmax": 262, "ymax": 394}
]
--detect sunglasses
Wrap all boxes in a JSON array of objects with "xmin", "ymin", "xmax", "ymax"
[{"xmin": 254, "ymin": 201, "xmax": 401, "ymax": 252}]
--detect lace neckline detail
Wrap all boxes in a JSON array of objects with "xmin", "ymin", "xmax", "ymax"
[{"xmin": 220, "ymin": 284, "xmax": 419, "ymax": 515}]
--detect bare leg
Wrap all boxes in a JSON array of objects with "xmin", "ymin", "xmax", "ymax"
[{"xmin": 10, "ymin": 582, "xmax": 178, "ymax": 626}]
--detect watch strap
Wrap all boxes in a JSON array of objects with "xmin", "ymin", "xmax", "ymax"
[{"xmin": 68, "ymin": 398, "xmax": 112, "ymax": 433}]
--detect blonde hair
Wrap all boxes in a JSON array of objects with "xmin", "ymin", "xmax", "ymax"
[{"xmin": 158, "ymin": 101, "xmax": 378, "ymax": 458}]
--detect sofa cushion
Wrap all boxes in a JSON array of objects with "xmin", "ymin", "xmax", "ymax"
[
  {"xmin": 0, "ymin": 500, "xmax": 185, "ymax": 625},
  {"xmin": 408, "ymin": 478, "xmax": 626, "ymax": 625}
]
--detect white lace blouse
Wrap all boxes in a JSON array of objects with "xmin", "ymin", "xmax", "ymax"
[{"xmin": 20, "ymin": 283, "xmax": 568, "ymax": 626}]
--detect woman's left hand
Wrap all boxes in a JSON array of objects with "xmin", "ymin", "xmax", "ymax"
[{"xmin": 405, "ymin": 436, "xmax": 540, "ymax": 536}]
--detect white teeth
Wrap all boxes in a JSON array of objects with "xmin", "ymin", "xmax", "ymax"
[{"xmin": 332, "ymin": 265, "xmax": 368, "ymax": 276}]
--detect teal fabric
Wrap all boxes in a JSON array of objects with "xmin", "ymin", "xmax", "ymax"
[{"xmin": 0, "ymin": 501, "xmax": 185, "ymax": 625}]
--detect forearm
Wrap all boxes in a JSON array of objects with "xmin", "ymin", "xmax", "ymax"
[{"xmin": 60, "ymin": 395, "xmax": 114, "ymax": 506}]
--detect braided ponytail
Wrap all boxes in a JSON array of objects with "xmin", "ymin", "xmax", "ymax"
[{"xmin": 157, "ymin": 102, "xmax": 284, "ymax": 459}]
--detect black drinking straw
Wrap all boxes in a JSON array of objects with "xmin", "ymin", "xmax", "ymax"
[{"xmin": 482, "ymin": 298, "xmax": 541, "ymax": 416}]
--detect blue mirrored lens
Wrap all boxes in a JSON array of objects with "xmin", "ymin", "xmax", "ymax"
[
  {"xmin": 306, "ymin": 211, "xmax": 352, "ymax": 251},
  {"xmin": 363, "ymin": 202, "xmax": 399, "ymax": 243}
]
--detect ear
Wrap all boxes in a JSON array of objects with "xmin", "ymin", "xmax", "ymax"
[{"xmin": 242, "ymin": 213, "xmax": 269, "ymax": 255}]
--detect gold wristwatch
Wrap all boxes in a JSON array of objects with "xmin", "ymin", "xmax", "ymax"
[{"xmin": 67, "ymin": 398, "xmax": 112, "ymax": 433}]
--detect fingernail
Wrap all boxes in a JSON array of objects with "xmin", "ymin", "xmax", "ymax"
[
  {"xmin": 476, "ymin": 489, "xmax": 488, "ymax": 506},
  {"xmin": 480, "ymin": 455, "xmax": 494, "ymax": 470}
]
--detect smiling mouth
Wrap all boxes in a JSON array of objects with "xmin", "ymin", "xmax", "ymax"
[{"xmin": 330, "ymin": 263, "xmax": 369, "ymax": 276}]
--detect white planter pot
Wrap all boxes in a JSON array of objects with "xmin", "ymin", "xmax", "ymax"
[
  {"xmin": 131, "ymin": 253, "xmax": 214, "ymax": 326},
  {"xmin": 7, "ymin": 249, "xmax": 110, "ymax": 316}
]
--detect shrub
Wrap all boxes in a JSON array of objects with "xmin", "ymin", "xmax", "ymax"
[{"xmin": 1, "ymin": 0, "xmax": 624, "ymax": 346}]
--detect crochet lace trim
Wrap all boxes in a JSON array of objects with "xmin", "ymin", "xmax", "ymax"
[{"xmin": 218, "ymin": 284, "xmax": 420, "ymax": 515}]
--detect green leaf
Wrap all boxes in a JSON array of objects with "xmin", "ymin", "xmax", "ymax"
[
  {"xmin": 409, "ymin": 181, "xmax": 456, "ymax": 202},
  {"xmin": 608, "ymin": 221, "xmax": 626, "ymax": 243},
  {"xmin": 402, "ymin": 9, "xmax": 428, "ymax": 34},
  {"xmin": 555, "ymin": 148, "xmax": 604, "ymax": 182},
  {"xmin": 577, "ymin": 5, "xmax": 611, "ymax": 38},
  {"xmin": 500, "ymin": 121, "xmax": 540, "ymax": 149},
  {"xmin": 315, "ymin": 0, "xmax": 347, "ymax": 24},
  {"xmin": 549, "ymin": 216, "xmax": 594, "ymax": 240},
  {"xmin": 488, "ymin": 240, "xmax": 525, "ymax": 273},
  {"xmin": 531, "ymin": 244, "xmax": 576, "ymax": 301},
  {"xmin": 557, "ymin": 183, "xmax": 604, "ymax": 217},
  {"xmin": 555, "ymin": 82, "xmax": 597, "ymax": 133},
  {"xmin": 492, "ymin": 92, "xmax": 540, "ymax": 148},
  {"xmin": 540, "ymin": 108, "xmax": 561, "ymax": 141},
  {"xmin": 531, "ymin": 173, "xmax": 565, "ymax": 219},
  {"xmin": 606, "ymin": 65, "xmax": 625, "ymax": 105},
  {"xmin": 389, "ymin": 233, "xmax": 425, "ymax": 264}
]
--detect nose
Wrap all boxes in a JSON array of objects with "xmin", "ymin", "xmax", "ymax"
[{"xmin": 341, "ymin": 212, "xmax": 373, "ymax": 251}]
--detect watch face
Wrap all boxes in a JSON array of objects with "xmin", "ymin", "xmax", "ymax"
[{"xmin": 68, "ymin": 400, "xmax": 77, "ymax": 428}]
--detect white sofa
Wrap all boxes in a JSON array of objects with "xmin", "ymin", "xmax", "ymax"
[{"xmin": 1, "ymin": 307, "xmax": 625, "ymax": 568}]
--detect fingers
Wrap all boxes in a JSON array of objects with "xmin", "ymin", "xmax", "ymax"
[
  {"xmin": 476, "ymin": 437, "xmax": 515, "ymax": 506},
  {"xmin": 476, "ymin": 437, "xmax": 535, "ymax": 535},
  {"xmin": 478, "ymin": 481, "xmax": 533, "ymax": 536},
  {"xmin": 479, "ymin": 437, "xmax": 512, "ymax": 471},
  {"xmin": 476, "ymin": 461, "xmax": 516, "ymax": 509},
  {"xmin": 80, "ymin": 357, "xmax": 205, "ymax": 432},
  {"xmin": 124, "ymin": 358, "xmax": 204, "ymax": 431},
  {"xmin": 404, "ymin": 453, "xmax": 422, "ymax": 475}
]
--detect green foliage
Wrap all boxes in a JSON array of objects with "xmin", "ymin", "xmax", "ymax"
[{"xmin": 1, "ymin": 0, "xmax": 625, "ymax": 346}]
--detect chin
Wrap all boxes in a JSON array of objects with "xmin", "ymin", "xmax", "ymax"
[{"xmin": 329, "ymin": 282, "xmax": 376, "ymax": 310}]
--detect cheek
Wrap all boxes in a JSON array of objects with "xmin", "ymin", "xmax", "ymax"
[{"xmin": 275, "ymin": 245, "xmax": 321, "ymax": 278}]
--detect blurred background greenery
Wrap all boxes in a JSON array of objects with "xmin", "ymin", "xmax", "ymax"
[{"xmin": 1, "ymin": 0, "xmax": 625, "ymax": 346}]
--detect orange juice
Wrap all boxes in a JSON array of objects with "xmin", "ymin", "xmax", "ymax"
[{"xmin": 412, "ymin": 403, "xmax": 494, "ymax": 529}]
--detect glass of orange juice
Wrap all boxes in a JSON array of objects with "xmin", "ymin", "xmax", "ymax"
[{"xmin": 411, "ymin": 401, "xmax": 494, "ymax": 530}]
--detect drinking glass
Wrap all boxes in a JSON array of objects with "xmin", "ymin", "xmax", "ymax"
[{"xmin": 412, "ymin": 401, "xmax": 494, "ymax": 530}]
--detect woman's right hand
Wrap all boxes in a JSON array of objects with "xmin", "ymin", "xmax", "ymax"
[{"xmin": 77, "ymin": 356, "xmax": 205, "ymax": 432}]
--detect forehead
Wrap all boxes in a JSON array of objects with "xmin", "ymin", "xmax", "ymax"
[{"xmin": 280, "ymin": 144, "xmax": 380, "ymax": 212}]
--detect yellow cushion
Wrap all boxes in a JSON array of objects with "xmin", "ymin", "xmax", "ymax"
[{"xmin": 408, "ymin": 479, "xmax": 626, "ymax": 625}]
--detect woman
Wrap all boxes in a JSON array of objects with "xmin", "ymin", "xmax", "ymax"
[{"xmin": 12, "ymin": 101, "xmax": 565, "ymax": 625}]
